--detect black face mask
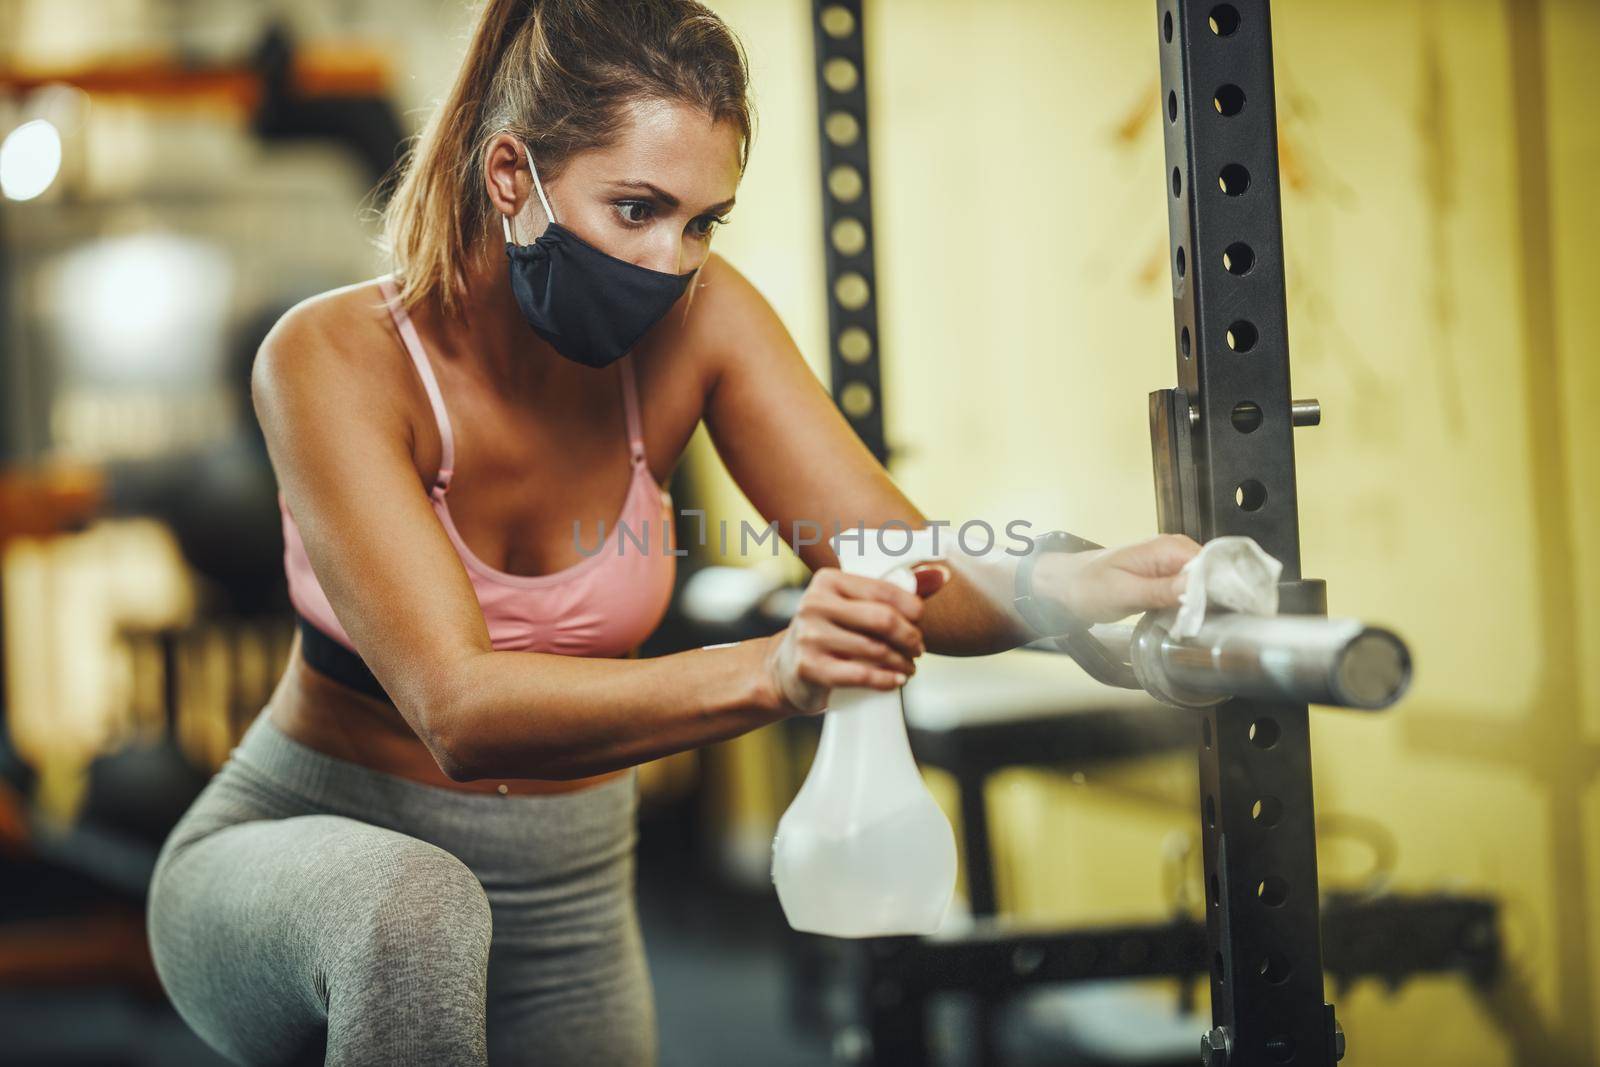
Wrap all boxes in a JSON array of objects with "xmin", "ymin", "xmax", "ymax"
[{"xmin": 503, "ymin": 140, "xmax": 695, "ymax": 369}]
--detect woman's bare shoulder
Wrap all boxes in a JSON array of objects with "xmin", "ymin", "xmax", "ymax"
[
  {"xmin": 250, "ymin": 277, "xmax": 431, "ymax": 469},
  {"xmin": 252, "ymin": 279, "xmax": 413, "ymax": 410},
  {"xmin": 258, "ymin": 278, "xmax": 399, "ymax": 371}
]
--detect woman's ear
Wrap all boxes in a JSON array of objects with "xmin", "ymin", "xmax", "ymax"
[{"xmin": 483, "ymin": 133, "xmax": 524, "ymax": 221}]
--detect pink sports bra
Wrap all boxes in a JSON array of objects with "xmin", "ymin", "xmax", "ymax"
[{"xmin": 280, "ymin": 276, "xmax": 677, "ymax": 689}]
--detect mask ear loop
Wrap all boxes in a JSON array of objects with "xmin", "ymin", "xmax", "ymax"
[{"xmin": 501, "ymin": 138, "xmax": 559, "ymax": 244}]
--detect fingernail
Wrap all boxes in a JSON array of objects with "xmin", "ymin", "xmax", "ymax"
[
  {"xmin": 894, "ymin": 673, "xmax": 908, "ymax": 686},
  {"xmin": 911, "ymin": 562, "xmax": 952, "ymax": 597}
]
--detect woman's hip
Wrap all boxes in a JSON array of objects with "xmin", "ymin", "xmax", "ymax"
[{"xmin": 158, "ymin": 708, "xmax": 640, "ymax": 880}]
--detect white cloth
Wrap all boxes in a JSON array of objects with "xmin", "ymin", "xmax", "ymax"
[{"xmin": 1171, "ymin": 535, "xmax": 1283, "ymax": 638}]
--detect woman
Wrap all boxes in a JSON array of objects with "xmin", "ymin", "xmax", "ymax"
[{"xmin": 147, "ymin": 1, "xmax": 1200, "ymax": 1064}]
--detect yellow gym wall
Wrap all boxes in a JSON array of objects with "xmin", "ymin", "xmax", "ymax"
[{"xmin": 696, "ymin": 1, "xmax": 1600, "ymax": 1063}]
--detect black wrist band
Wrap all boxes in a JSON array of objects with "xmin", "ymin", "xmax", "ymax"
[{"xmin": 1013, "ymin": 530, "xmax": 1100, "ymax": 637}]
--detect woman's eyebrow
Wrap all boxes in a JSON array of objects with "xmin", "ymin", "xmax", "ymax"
[{"xmin": 610, "ymin": 179, "xmax": 735, "ymax": 214}]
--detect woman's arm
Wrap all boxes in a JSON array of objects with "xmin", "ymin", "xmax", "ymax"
[
  {"xmin": 688, "ymin": 255, "xmax": 1010, "ymax": 654},
  {"xmin": 692, "ymin": 255, "xmax": 1198, "ymax": 656}
]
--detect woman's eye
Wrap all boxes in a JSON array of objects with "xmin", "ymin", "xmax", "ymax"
[
  {"xmin": 616, "ymin": 201, "xmax": 651, "ymax": 225},
  {"xmin": 693, "ymin": 215, "xmax": 729, "ymax": 239}
]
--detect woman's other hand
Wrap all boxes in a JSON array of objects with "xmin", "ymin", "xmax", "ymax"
[
  {"xmin": 1041, "ymin": 533, "xmax": 1202, "ymax": 627},
  {"xmin": 760, "ymin": 563, "xmax": 952, "ymax": 716}
]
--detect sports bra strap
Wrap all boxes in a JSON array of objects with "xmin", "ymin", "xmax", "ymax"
[
  {"xmin": 377, "ymin": 276, "xmax": 455, "ymax": 495},
  {"xmin": 618, "ymin": 353, "xmax": 647, "ymax": 469}
]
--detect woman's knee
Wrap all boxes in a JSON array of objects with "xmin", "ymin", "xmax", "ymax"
[
  {"xmin": 333, "ymin": 835, "xmax": 493, "ymax": 983},
  {"xmin": 322, "ymin": 838, "xmax": 493, "ymax": 1065}
]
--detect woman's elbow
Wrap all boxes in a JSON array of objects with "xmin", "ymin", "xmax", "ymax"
[
  {"xmin": 434, "ymin": 746, "xmax": 481, "ymax": 784},
  {"xmin": 404, "ymin": 655, "xmax": 493, "ymax": 781},
  {"xmin": 415, "ymin": 697, "xmax": 563, "ymax": 782},
  {"xmin": 421, "ymin": 716, "xmax": 482, "ymax": 782},
  {"xmin": 409, "ymin": 693, "xmax": 486, "ymax": 782},
  {"xmin": 406, "ymin": 663, "xmax": 572, "ymax": 782}
]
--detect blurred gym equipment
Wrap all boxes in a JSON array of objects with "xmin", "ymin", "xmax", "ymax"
[{"xmin": 0, "ymin": 23, "xmax": 403, "ymax": 1055}]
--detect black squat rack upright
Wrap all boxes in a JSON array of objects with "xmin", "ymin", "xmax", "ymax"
[{"xmin": 1153, "ymin": 2, "xmax": 1338, "ymax": 1063}]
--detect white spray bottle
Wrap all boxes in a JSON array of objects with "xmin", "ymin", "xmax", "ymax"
[{"xmin": 771, "ymin": 527, "xmax": 958, "ymax": 937}]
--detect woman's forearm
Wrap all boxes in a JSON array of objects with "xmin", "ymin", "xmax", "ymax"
[
  {"xmin": 921, "ymin": 564, "xmax": 1032, "ymax": 656},
  {"xmin": 426, "ymin": 637, "xmax": 783, "ymax": 781},
  {"xmin": 921, "ymin": 550, "xmax": 1087, "ymax": 657},
  {"xmin": 921, "ymin": 533, "xmax": 1199, "ymax": 659}
]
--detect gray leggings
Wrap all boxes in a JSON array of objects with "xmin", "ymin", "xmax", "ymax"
[{"xmin": 147, "ymin": 712, "xmax": 656, "ymax": 1067}]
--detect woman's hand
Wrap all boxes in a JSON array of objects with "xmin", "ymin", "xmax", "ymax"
[
  {"xmin": 760, "ymin": 564, "xmax": 952, "ymax": 716},
  {"xmin": 1037, "ymin": 533, "xmax": 1202, "ymax": 627}
]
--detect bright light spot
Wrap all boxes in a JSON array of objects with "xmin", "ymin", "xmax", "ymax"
[
  {"xmin": 0, "ymin": 119, "xmax": 63, "ymax": 201},
  {"xmin": 48, "ymin": 232, "xmax": 233, "ymax": 385}
]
